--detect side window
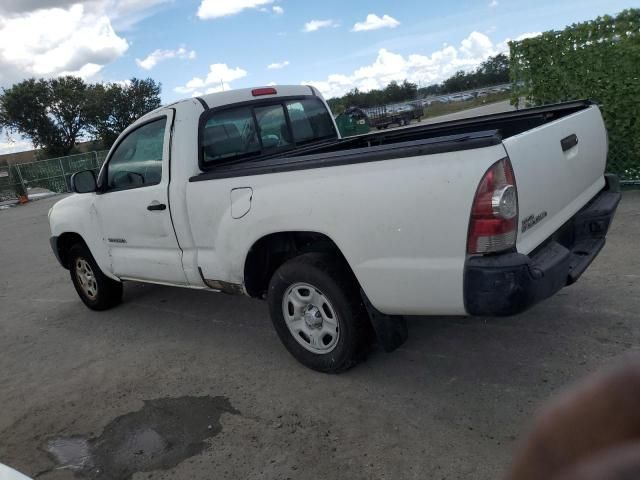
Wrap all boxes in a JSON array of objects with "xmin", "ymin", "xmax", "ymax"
[
  {"xmin": 286, "ymin": 98, "xmax": 336, "ymax": 143},
  {"xmin": 107, "ymin": 118, "xmax": 167, "ymax": 190},
  {"xmin": 254, "ymin": 104, "xmax": 292, "ymax": 149},
  {"xmin": 201, "ymin": 107, "xmax": 260, "ymax": 163}
]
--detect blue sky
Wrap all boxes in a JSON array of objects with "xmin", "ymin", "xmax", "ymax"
[
  {"xmin": 108, "ymin": 0, "xmax": 636, "ymax": 101},
  {"xmin": 0, "ymin": 0, "xmax": 637, "ymax": 153}
]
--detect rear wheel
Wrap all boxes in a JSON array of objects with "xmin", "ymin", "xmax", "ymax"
[
  {"xmin": 267, "ymin": 253, "xmax": 371, "ymax": 373},
  {"xmin": 69, "ymin": 243, "xmax": 122, "ymax": 311}
]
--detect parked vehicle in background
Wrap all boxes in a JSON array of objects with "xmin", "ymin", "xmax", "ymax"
[
  {"xmin": 430, "ymin": 96, "xmax": 448, "ymax": 103},
  {"xmin": 450, "ymin": 93, "xmax": 474, "ymax": 102},
  {"xmin": 366, "ymin": 103, "xmax": 422, "ymax": 129},
  {"xmin": 49, "ymin": 85, "xmax": 621, "ymax": 372}
]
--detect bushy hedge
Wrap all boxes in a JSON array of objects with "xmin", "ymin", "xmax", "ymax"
[{"xmin": 510, "ymin": 9, "xmax": 640, "ymax": 183}]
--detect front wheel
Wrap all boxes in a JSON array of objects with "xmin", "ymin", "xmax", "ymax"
[
  {"xmin": 69, "ymin": 243, "xmax": 123, "ymax": 311},
  {"xmin": 267, "ymin": 253, "xmax": 371, "ymax": 373}
]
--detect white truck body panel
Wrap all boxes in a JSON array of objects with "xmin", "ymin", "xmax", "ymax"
[{"xmin": 186, "ymin": 143, "xmax": 507, "ymax": 315}]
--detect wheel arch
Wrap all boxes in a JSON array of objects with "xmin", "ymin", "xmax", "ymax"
[
  {"xmin": 53, "ymin": 232, "xmax": 119, "ymax": 282},
  {"xmin": 243, "ymin": 231, "xmax": 357, "ymax": 299},
  {"xmin": 55, "ymin": 232, "xmax": 89, "ymax": 269}
]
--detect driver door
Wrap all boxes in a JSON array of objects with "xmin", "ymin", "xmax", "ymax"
[{"xmin": 94, "ymin": 113, "xmax": 187, "ymax": 285}]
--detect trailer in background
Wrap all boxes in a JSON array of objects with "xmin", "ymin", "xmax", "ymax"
[{"xmin": 365, "ymin": 104, "xmax": 422, "ymax": 130}]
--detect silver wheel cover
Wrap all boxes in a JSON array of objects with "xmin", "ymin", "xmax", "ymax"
[{"xmin": 281, "ymin": 282, "xmax": 340, "ymax": 354}]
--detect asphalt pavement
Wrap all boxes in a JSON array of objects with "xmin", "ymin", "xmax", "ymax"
[
  {"xmin": 421, "ymin": 100, "xmax": 516, "ymax": 124},
  {"xmin": 1, "ymin": 192, "xmax": 639, "ymax": 479}
]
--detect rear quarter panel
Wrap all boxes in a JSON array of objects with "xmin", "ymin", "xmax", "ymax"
[{"xmin": 185, "ymin": 144, "xmax": 507, "ymax": 316}]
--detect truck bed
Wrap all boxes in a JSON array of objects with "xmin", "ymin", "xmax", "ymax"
[
  {"xmin": 191, "ymin": 100, "xmax": 592, "ymax": 182},
  {"xmin": 302, "ymin": 100, "xmax": 591, "ymax": 154}
]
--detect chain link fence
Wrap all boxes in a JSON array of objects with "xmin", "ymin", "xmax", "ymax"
[
  {"xmin": 608, "ymin": 141, "xmax": 640, "ymax": 186},
  {"xmin": 0, "ymin": 150, "xmax": 108, "ymax": 202}
]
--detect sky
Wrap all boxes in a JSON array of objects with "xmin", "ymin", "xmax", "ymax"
[{"xmin": 0, "ymin": 0, "xmax": 637, "ymax": 153}]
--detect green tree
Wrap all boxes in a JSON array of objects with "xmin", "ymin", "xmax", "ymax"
[
  {"xmin": 0, "ymin": 76, "xmax": 89, "ymax": 156},
  {"xmin": 476, "ymin": 53, "xmax": 510, "ymax": 85},
  {"xmin": 86, "ymin": 78, "xmax": 161, "ymax": 149},
  {"xmin": 510, "ymin": 8, "xmax": 640, "ymax": 182}
]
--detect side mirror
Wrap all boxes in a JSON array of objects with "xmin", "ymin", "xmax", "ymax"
[{"xmin": 70, "ymin": 170, "xmax": 97, "ymax": 194}]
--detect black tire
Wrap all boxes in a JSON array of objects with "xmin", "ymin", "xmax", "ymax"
[
  {"xmin": 267, "ymin": 253, "xmax": 371, "ymax": 373},
  {"xmin": 69, "ymin": 243, "xmax": 123, "ymax": 311}
]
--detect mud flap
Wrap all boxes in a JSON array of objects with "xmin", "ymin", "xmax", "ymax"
[{"xmin": 360, "ymin": 290, "xmax": 408, "ymax": 352}]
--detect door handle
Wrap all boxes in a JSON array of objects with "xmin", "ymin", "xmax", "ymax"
[
  {"xmin": 561, "ymin": 134, "xmax": 579, "ymax": 152},
  {"xmin": 147, "ymin": 202, "xmax": 167, "ymax": 211}
]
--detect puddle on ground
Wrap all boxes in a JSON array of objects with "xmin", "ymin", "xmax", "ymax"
[{"xmin": 46, "ymin": 396, "xmax": 239, "ymax": 479}]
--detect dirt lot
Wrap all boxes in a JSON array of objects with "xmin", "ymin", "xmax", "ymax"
[{"xmin": 1, "ymin": 193, "xmax": 639, "ymax": 479}]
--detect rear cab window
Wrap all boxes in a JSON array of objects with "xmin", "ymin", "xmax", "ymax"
[{"xmin": 200, "ymin": 96, "xmax": 337, "ymax": 168}]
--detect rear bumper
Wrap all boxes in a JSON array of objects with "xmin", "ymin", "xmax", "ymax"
[{"xmin": 464, "ymin": 175, "xmax": 621, "ymax": 316}]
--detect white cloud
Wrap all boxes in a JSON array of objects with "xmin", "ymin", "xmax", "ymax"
[
  {"xmin": 495, "ymin": 31, "xmax": 542, "ymax": 53},
  {"xmin": 136, "ymin": 47, "xmax": 196, "ymax": 70},
  {"xmin": 460, "ymin": 31, "xmax": 494, "ymax": 58},
  {"xmin": 303, "ymin": 19, "xmax": 338, "ymax": 32},
  {"xmin": 0, "ymin": 1, "xmax": 72, "ymax": 14},
  {"xmin": 272, "ymin": 5, "xmax": 283, "ymax": 15},
  {"xmin": 109, "ymin": 0, "xmax": 172, "ymax": 16},
  {"xmin": 489, "ymin": 0, "xmax": 499, "ymax": 7},
  {"xmin": 516, "ymin": 32, "xmax": 542, "ymax": 41},
  {"xmin": 352, "ymin": 14, "xmax": 400, "ymax": 32},
  {"xmin": 175, "ymin": 63, "xmax": 248, "ymax": 95},
  {"xmin": 197, "ymin": 0, "xmax": 274, "ymax": 19},
  {"xmin": 0, "ymin": 134, "xmax": 33, "ymax": 155},
  {"xmin": 267, "ymin": 60, "xmax": 289, "ymax": 70},
  {"xmin": 303, "ymin": 31, "xmax": 505, "ymax": 98},
  {"xmin": 0, "ymin": 4, "xmax": 128, "ymax": 86},
  {"xmin": 110, "ymin": 79, "xmax": 133, "ymax": 88}
]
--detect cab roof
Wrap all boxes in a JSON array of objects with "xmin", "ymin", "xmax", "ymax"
[
  {"xmin": 198, "ymin": 85, "xmax": 321, "ymax": 109},
  {"xmin": 137, "ymin": 85, "xmax": 322, "ymax": 124}
]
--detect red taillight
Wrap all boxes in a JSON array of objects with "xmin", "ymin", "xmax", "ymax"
[
  {"xmin": 252, "ymin": 87, "xmax": 277, "ymax": 96},
  {"xmin": 467, "ymin": 158, "xmax": 518, "ymax": 254}
]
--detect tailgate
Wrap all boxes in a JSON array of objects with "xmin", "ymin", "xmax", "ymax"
[{"xmin": 503, "ymin": 105, "xmax": 608, "ymax": 254}]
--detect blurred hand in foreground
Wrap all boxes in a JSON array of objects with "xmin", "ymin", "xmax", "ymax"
[{"xmin": 507, "ymin": 358, "xmax": 640, "ymax": 480}]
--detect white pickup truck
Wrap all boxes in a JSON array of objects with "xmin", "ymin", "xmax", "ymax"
[{"xmin": 49, "ymin": 85, "xmax": 621, "ymax": 372}]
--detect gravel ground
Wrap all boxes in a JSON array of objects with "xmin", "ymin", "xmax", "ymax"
[{"xmin": 0, "ymin": 192, "xmax": 639, "ymax": 480}]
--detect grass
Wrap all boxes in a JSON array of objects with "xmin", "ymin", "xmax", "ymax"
[{"xmin": 422, "ymin": 92, "xmax": 512, "ymax": 119}]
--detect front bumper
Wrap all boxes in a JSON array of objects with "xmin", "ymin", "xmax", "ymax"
[
  {"xmin": 464, "ymin": 175, "xmax": 621, "ymax": 316},
  {"xmin": 50, "ymin": 236, "xmax": 63, "ymax": 267}
]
